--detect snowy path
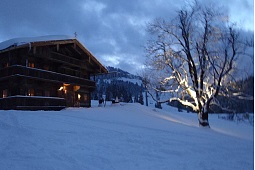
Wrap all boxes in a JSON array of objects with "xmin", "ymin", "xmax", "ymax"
[{"xmin": 0, "ymin": 103, "xmax": 253, "ymax": 170}]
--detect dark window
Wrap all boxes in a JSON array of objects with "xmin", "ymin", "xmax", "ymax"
[
  {"xmin": 45, "ymin": 90, "xmax": 50, "ymax": 97},
  {"xmin": 84, "ymin": 94, "xmax": 88, "ymax": 102},
  {"xmin": 44, "ymin": 65, "xmax": 49, "ymax": 70},
  {"xmin": 3, "ymin": 63, "xmax": 9, "ymax": 68}
]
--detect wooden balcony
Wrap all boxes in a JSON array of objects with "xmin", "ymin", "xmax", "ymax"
[{"xmin": 0, "ymin": 65, "xmax": 96, "ymax": 89}]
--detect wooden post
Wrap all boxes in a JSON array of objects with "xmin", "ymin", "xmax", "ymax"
[
  {"xmin": 57, "ymin": 44, "xmax": 59, "ymax": 52},
  {"xmin": 33, "ymin": 46, "xmax": 36, "ymax": 54}
]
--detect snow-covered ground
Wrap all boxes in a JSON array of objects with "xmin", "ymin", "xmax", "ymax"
[{"xmin": 0, "ymin": 101, "xmax": 253, "ymax": 170}]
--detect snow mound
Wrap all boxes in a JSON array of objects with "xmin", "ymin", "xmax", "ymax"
[{"xmin": 0, "ymin": 102, "xmax": 253, "ymax": 170}]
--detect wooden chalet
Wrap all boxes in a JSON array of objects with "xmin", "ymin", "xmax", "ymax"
[{"xmin": 0, "ymin": 35, "xmax": 108, "ymax": 110}]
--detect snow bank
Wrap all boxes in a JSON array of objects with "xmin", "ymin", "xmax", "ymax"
[
  {"xmin": 0, "ymin": 35, "xmax": 74, "ymax": 51},
  {"xmin": 0, "ymin": 102, "xmax": 253, "ymax": 170}
]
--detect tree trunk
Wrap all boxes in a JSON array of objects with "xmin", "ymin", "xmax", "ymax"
[{"xmin": 198, "ymin": 109, "xmax": 210, "ymax": 127}]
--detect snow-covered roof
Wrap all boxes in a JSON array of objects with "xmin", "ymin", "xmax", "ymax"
[{"xmin": 0, "ymin": 35, "xmax": 75, "ymax": 51}]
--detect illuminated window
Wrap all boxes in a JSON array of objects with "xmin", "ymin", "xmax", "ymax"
[
  {"xmin": 58, "ymin": 86, "xmax": 64, "ymax": 91},
  {"xmin": 78, "ymin": 94, "xmax": 81, "ymax": 100},
  {"xmin": 28, "ymin": 89, "xmax": 34, "ymax": 96},
  {"xmin": 28, "ymin": 62, "xmax": 35, "ymax": 68},
  {"xmin": 2, "ymin": 89, "xmax": 7, "ymax": 98}
]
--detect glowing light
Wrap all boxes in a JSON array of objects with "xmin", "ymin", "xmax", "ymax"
[
  {"xmin": 78, "ymin": 94, "xmax": 81, "ymax": 100},
  {"xmin": 74, "ymin": 85, "xmax": 80, "ymax": 91},
  {"xmin": 58, "ymin": 86, "xmax": 64, "ymax": 91}
]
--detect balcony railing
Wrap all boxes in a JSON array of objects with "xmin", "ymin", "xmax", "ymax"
[
  {"xmin": 0, "ymin": 65, "xmax": 96, "ymax": 88},
  {"xmin": 0, "ymin": 96, "xmax": 66, "ymax": 110}
]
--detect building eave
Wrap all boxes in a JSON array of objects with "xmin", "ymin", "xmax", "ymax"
[{"xmin": 0, "ymin": 35, "xmax": 108, "ymax": 74}]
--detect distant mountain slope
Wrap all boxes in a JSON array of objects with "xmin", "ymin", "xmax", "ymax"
[
  {"xmin": 91, "ymin": 66, "xmax": 144, "ymax": 102},
  {"xmin": 106, "ymin": 66, "xmax": 142, "ymax": 80}
]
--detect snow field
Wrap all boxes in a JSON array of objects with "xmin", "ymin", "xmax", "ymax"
[{"xmin": 0, "ymin": 102, "xmax": 253, "ymax": 170}]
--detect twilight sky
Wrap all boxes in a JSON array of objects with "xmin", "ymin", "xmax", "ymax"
[{"xmin": 0, "ymin": 0, "xmax": 253, "ymax": 74}]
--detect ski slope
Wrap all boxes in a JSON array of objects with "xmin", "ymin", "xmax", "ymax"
[{"xmin": 0, "ymin": 102, "xmax": 253, "ymax": 170}]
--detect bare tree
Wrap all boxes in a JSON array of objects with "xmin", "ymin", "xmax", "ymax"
[{"xmin": 144, "ymin": 2, "xmax": 244, "ymax": 126}]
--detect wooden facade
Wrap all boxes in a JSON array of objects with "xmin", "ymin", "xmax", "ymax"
[{"xmin": 0, "ymin": 37, "xmax": 107, "ymax": 110}]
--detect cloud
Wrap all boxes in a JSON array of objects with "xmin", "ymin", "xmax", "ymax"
[
  {"xmin": 82, "ymin": 0, "xmax": 106, "ymax": 14},
  {"xmin": 0, "ymin": 0, "xmax": 253, "ymax": 75},
  {"xmin": 228, "ymin": 0, "xmax": 254, "ymax": 31},
  {"xmin": 197, "ymin": 0, "xmax": 254, "ymax": 31}
]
